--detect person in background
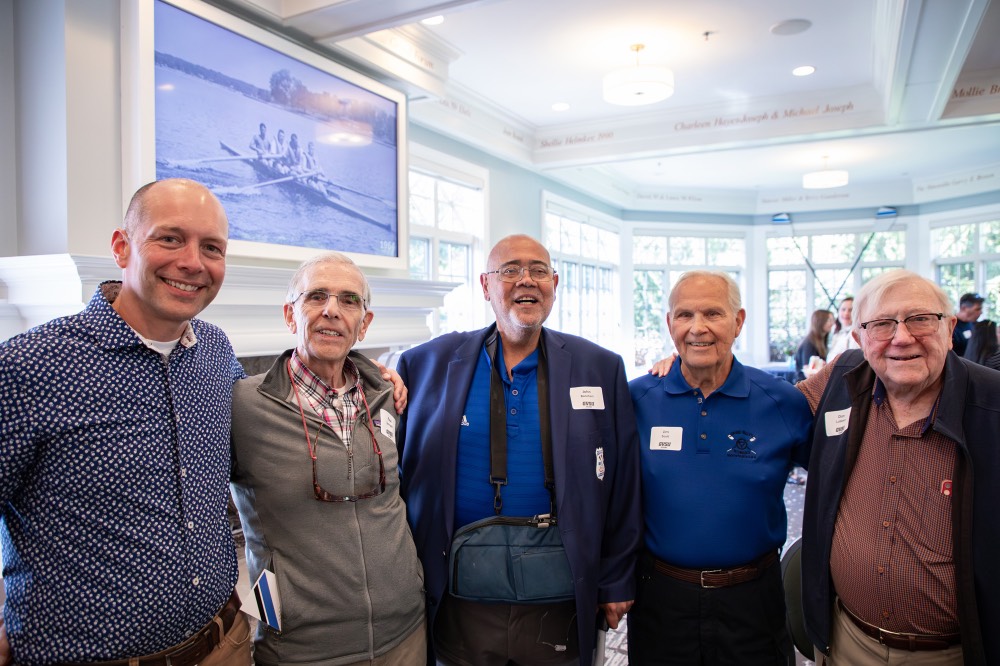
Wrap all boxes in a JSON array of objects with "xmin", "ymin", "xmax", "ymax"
[
  {"xmin": 250, "ymin": 122, "xmax": 270, "ymax": 158},
  {"xmin": 794, "ymin": 309, "xmax": 834, "ymax": 381},
  {"xmin": 827, "ymin": 296, "xmax": 857, "ymax": 359},
  {"xmin": 629, "ymin": 271, "xmax": 812, "ymax": 665},
  {"xmin": 951, "ymin": 292, "xmax": 984, "ymax": 356},
  {"xmin": 397, "ymin": 234, "xmax": 641, "ymax": 666},
  {"xmin": 0, "ymin": 179, "xmax": 252, "ymax": 665},
  {"xmin": 962, "ymin": 319, "xmax": 998, "ymax": 368},
  {"xmin": 282, "ymin": 132, "xmax": 305, "ymax": 175},
  {"xmin": 229, "ymin": 252, "xmax": 425, "ymax": 664},
  {"xmin": 268, "ymin": 128, "xmax": 288, "ymax": 163},
  {"xmin": 799, "ymin": 270, "xmax": 999, "ymax": 665}
]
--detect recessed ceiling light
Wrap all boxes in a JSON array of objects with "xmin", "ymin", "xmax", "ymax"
[
  {"xmin": 770, "ymin": 19, "xmax": 812, "ymax": 36},
  {"xmin": 792, "ymin": 65, "xmax": 815, "ymax": 77},
  {"xmin": 421, "ymin": 15, "xmax": 444, "ymax": 26},
  {"xmin": 551, "ymin": 102, "xmax": 570, "ymax": 112}
]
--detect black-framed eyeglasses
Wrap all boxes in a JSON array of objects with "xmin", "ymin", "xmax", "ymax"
[
  {"xmin": 859, "ymin": 313, "xmax": 944, "ymax": 341},
  {"xmin": 484, "ymin": 264, "xmax": 557, "ymax": 283},
  {"xmin": 287, "ymin": 360, "xmax": 386, "ymax": 502},
  {"xmin": 291, "ymin": 289, "xmax": 366, "ymax": 311}
]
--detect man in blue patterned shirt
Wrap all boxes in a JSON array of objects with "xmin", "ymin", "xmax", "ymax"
[{"xmin": 0, "ymin": 179, "xmax": 251, "ymax": 666}]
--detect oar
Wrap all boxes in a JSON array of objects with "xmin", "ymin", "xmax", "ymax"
[
  {"xmin": 315, "ymin": 174, "xmax": 393, "ymax": 208},
  {"xmin": 214, "ymin": 171, "xmax": 318, "ymax": 195},
  {"xmin": 164, "ymin": 153, "xmax": 261, "ymax": 168}
]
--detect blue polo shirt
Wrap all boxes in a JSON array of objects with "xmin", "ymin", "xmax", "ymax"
[
  {"xmin": 453, "ymin": 340, "xmax": 550, "ymax": 528},
  {"xmin": 629, "ymin": 358, "xmax": 812, "ymax": 568}
]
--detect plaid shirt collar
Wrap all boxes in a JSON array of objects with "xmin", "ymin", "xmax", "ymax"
[{"xmin": 288, "ymin": 351, "xmax": 362, "ymax": 440}]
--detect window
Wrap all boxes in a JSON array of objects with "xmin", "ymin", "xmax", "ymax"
[
  {"xmin": 408, "ymin": 147, "xmax": 488, "ymax": 336},
  {"xmin": 631, "ymin": 233, "xmax": 746, "ymax": 367},
  {"xmin": 932, "ymin": 218, "xmax": 1000, "ymax": 317},
  {"xmin": 766, "ymin": 228, "xmax": 905, "ymax": 361},
  {"xmin": 543, "ymin": 197, "xmax": 620, "ymax": 353}
]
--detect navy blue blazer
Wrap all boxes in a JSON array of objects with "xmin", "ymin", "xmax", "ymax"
[{"xmin": 397, "ymin": 325, "xmax": 642, "ymax": 666}]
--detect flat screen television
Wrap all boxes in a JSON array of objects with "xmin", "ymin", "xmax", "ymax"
[{"xmin": 133, "ymin": 0, "xmax": 407, "ymax": 268}]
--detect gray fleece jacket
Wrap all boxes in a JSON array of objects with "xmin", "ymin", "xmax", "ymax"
[{"xmin": 230, "ymin": 349, "xmax": 424, "ymax": 666}]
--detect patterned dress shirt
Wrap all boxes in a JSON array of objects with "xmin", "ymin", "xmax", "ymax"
[{"xmin": 0, "ymin": 282, "xmax": 245, "ymax": 665}]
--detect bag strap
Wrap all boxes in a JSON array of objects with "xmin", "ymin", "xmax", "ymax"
[{"xmin": 485, "ymin": 326, "xmax": 556, "ymax": 519}]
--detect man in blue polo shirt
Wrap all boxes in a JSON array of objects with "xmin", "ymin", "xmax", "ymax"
[
  {"xmin": 398, "ymin": 234, "xmax": 641, "ymax": 666},
  {"xmin": 628, "ymin": 270, "xmax": 812, "ymax": 665}
]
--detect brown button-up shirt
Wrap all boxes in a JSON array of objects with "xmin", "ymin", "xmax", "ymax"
[{"xmin": 800, "ymin": 368, "xmax": 958, "ymax": 635}]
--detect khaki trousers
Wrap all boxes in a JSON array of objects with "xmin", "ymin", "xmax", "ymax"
[{"xmin": 816, "ymin": 600, "xmax": 962, "ymax": 666}]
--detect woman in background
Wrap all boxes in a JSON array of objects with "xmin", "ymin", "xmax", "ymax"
[
  {"xmin": 794, "ymin": 309, "xmax": 834, "ymax": 382},
  {"xmin": 827, "ymin": 296, "xmax": 857, "ymax": 359}
]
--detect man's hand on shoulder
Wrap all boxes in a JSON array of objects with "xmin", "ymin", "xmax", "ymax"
[
  {"xmin": 374, "ymin": 360, "xmax": 408, "ymax": 413},
  {"xmin": 648, "ymin": 354, "xmax": 678, "ymax": 377},
  {"xmin": 600, "ymin": 600, "xmax": 633, "ymax": 630}
]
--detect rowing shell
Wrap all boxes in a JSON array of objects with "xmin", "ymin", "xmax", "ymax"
[{"xmin": 217, "ymin": 142, "xmax": 392, "ymax": 232}]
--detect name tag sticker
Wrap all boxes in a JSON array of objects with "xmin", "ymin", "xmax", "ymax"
[
  {"xmin": 650, "ymin": 426, "xmax": 683, "ymax": 451},
  {"xmin": 570, "ymin": 386, "xmax": 605, "ymax": 410},
  {"xmin": 824, "ymin": 407, "xmax": 851, "ymax": 437},
  {"xmin": 379, "ymin": 409, "xmax": 396, "ymax": 441}
]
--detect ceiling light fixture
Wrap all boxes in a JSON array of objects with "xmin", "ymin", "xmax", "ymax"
[
  {"xmin": 603, "ymin": 44, "xmax": 674, "ymax": 107},
  {"xmin": 421, "ymin": 15, "xmax": 444, "ymax": 26},
  {"xmin": 792, "ymin": 65, "xmax": 815, "ymax": 77},
  {"xmin": 770, "ymin": 19, "xmax": 812, "ymax": 36},
  {"xmin": 802, "ymin": 156, "xmax": 849, "ymax": 189}
]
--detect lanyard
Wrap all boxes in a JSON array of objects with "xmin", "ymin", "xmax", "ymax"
[{"xmin": 485, "ymin": 326, "xmax": 556, "ymax": 519}]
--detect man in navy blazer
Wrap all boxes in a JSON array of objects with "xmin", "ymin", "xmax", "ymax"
[{"xmin": 397, "ymin": 234, "xmax": 641, "ymax": 666}]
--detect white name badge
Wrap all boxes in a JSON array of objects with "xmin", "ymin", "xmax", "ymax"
[
  {"xmin": 379, "ymin": 409, "xmax": 396, "ymax": 441},
  {"xmin": 824, "ymin": 407, "xmax": 851, "ymax": 437},
  {"xmin": 650, "ymin": 426, "xmax": 683, "ymax": 451},
  {"xmin": 570, "ymin": 386, "xmax": 605, "ymax": 410}
]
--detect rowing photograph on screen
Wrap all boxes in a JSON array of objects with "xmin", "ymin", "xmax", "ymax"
[{"xmin": 152, "ymin": 0, "xmax": 400, "ymax": 258}]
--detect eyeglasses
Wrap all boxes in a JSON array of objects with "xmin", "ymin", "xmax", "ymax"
[
  {"xmin": 291, "ymin": 289, "xmax": 366, "ymax": 311},
  {"xmin": 859, "ymin": 313, "xmax": 944, "ymax": 341},
  {"xmin": 313, "ymin": 429, "xmax": 386, "ymax": 502},
  {"xmin": 484, "ymin": 265, "xmax": 557, "ymax": 283},
  {"xmin": 287, "ymin": 360, "xmax": 385, "ymax": 502}
]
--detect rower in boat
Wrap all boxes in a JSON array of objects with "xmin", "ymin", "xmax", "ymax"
[
  {"xmin": 268, "ymin": 129, "xmax": 288, "ymax": 171},
  {"xmin": 249, "ymin": 122, "xmax": 269, "ymax": 158}
]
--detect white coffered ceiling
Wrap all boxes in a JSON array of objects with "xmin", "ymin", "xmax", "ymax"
[{"xmin": 219, "ymin": 0, "xmax": 1000, "ymax": 214}]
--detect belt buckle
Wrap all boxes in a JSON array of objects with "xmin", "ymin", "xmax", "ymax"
[{"xmin": 700, "ymin": 569, "xmax": 722, "ymax": 589}]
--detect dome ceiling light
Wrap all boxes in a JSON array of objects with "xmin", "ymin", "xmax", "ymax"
[
  {"xmin": 603, "ymin": 44, "xmax": 674, "ymax": 107},
  {"xmin": 802, "ymin": 155, "xmax": 849, "ymax": 189}
]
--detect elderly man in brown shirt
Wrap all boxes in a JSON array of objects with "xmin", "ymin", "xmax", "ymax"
[{"xmin": 798, "ymin": 269, "xmax": 1000, "ymax": 666}]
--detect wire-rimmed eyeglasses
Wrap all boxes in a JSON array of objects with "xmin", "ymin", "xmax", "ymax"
[
  {"xmin": 484, "ymin": 264, "xmax": 557, "ymax": 283},
  {"xmin": 858, "ymin": 313, "xmax": 944, "ymax": 341},
  {"xmin": 291, "ymin": 289, "xmax": 366, "ymax": 311}
]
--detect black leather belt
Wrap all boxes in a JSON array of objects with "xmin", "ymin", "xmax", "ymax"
[
  {"xmin": 837, "ymin": 598, "xmax": 960, "ymax": 651},
  {"xmin": 652, "ymin": 550, "xmax": 778, "ymax": 588},
  {"xmin": 58, "ymin": 591, "xmax": 242, "ymax": 666}
]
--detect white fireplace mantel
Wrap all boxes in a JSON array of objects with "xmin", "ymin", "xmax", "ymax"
[{"xmin": 0, "ymin": 254, "xmax": 456, "ymax": 356}]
